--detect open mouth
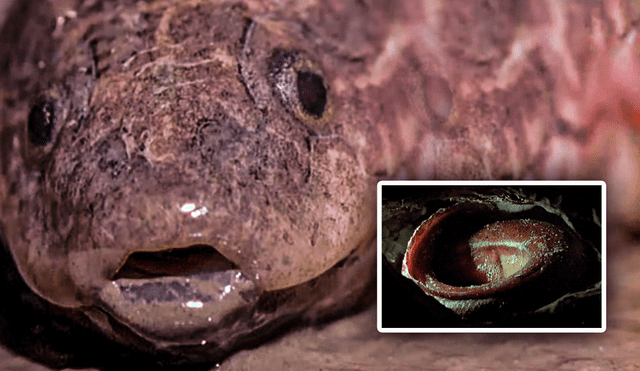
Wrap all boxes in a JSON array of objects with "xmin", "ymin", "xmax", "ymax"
[
  {"xmin": 98, "ymin": 245, "xmax": 258, "ymax": 342},
  {"xmin": 402, "ymin": 205, "xmax": 578, "ymax": 300},
  {"xmin": 112, "ymin": 244, "xmax": 238, "ymax": 280},
  {"xmin": 399, "ymin": 198, "xmax": 599, "ymax": 322},
  {"xmin": 432, "ymin": 221, "xmax": 534, "ymax": 287}
]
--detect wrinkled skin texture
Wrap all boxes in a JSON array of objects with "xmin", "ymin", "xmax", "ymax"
[
  {"xmin": 1, "ymin": 0, "xmax": 394, "ymax": 362},
  {"xmin": 2, "ymin": 0, "xmax": 473, "ymax": 366},
  {"xmin": 1, "ymin": 0, "xmax": 382, "ymax": 308},
  {"xmin": 1, "ymin": 0, "xmax": 640, "ymax": 369}
]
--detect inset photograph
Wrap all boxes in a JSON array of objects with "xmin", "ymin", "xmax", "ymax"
[{"xmin": 377, "ymin": 181, "xmax": 605, "ymax": 332}]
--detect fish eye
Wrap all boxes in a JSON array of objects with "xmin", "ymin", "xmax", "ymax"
[
  {"xmin": 268, "ymin": 49, "xmax": 330, "ymax": 125},
  {"xmin": 296, "ymin": 71, "xmax": 327, "ymax": 117},
  {"xmin": 28, "ymin": 98, "xmax": 56, "ymax": 147}
]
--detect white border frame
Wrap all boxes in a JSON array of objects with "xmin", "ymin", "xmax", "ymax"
[{"xmin": 377, "ymin": 180, "xmax": 606, "ymax": 333}]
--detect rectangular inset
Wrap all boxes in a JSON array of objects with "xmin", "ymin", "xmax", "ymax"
[{"xmin": 377, "ymin": 180, "xmax": 605, "ymax": 333}]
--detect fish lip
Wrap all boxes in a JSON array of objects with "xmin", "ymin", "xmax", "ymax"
[
  {"xmin": 97, "ymin": 269, "xmax": 260, "ymax": 342},
  {"xmin": 93, "ymin": 239, "xmax": 377, "ymax": 346}
]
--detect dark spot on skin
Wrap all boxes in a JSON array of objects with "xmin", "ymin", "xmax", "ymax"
[
  {"xmin": 297, "ymin": 71, "xmax": 327, "ymax": 117},
  {"xmin": 27, "ymin": 99, "xmax": 55, "ymax": 146},
  {"xmin": 555, "ymin": 118, "xmax": 569, "ymax": 135},
  {"xmin": 0, "ymin": 126, "xmax": 18, "ymax": 175},
  {"xmin": 424, "ymin": 75, "xmax": 452, "ymax": 119}
]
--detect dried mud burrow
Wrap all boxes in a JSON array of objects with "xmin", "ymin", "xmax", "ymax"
[{"xmin": 0, "ymin": 0, "xmax": 637, "ymax": 370}]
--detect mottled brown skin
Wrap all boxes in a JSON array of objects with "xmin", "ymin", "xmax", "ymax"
[
  {"xmin": 0, "ymin": 0, "xmax": 416, "ymax": 363},
  {"xmin": 1, "ymin": 0, "xmax": 380, "ymax": 307},
  {"xmin": 0, "ymin": 0, "xmax": 632, "ymax": 367}
]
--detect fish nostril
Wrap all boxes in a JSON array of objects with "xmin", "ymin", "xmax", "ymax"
[
  {"xmin": 27, "ymin": 98, "xmax": 56, "ymax": 147},
  {"xmin": 112, "ymin": 244, "xmax": 238, "ymax": 280}
]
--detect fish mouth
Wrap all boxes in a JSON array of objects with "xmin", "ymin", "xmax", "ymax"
[
  {"xmin": 94, "ymin": 240, "xmax": 377, "ymax": 348},
  {"xmin": 111, "ymin": 244, "xmax": 239, "ymax": 280},
  {"xmin": 98, "ymin": 244, "xmax": 259, "ymax": 342}
]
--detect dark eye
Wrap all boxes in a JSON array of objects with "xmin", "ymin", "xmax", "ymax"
[
  {"xmin": 296, "ymin": 71, "xmax": 327, "ymax": 117},
  {"xmin": 269, "ymin": 49, "xmax": 330, "ymax": 123},
  {"xmin": 28, "ymin": 99, "xmax": 55, "ymax": 146}
]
